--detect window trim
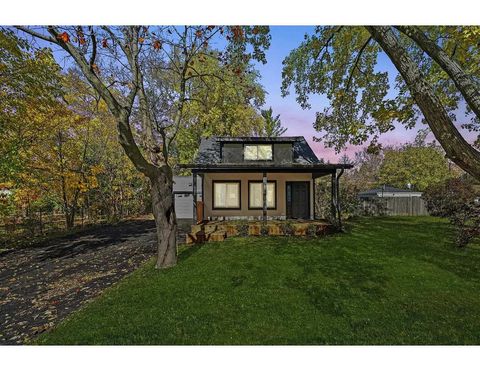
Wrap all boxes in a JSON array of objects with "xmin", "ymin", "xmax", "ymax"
[
  {"xmin": 243, "ymin": 144, "xmax": 273, "ymax": 161},
  {"xmin": 212, "ymin": 180, "xmax": 242, "ymax": 210},
  {"xmin": 248, "ymin": 180, "xmax": 277, "ymax": 210}
]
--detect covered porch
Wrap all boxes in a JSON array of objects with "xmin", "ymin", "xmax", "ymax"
[{"xmin": 180, "ymin": 163, "xmax": 351, "ymax": 237}]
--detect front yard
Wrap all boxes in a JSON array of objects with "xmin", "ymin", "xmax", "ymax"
[{"xmin": 37, "ymin": 216, "xmax": 480, "ymax": 345}]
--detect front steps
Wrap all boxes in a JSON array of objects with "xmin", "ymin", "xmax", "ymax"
[{"xmin": 186, "ymin": 220, "xmax": 333, "ymax": 244}]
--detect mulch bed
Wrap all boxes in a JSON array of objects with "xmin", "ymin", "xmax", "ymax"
[{"xmin": 0, "ymin": 218, "xmax": 191, "ymax": 345}]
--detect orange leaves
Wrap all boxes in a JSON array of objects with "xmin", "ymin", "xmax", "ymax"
[
  {"xmin": 56, "ymin": 32, "xmax": 70, "ymax": 43},
  {"xmin": 102, "ymin": 38, "xmax": 108, "ymax": 48},
  {"xmin": 231, "ymin": 26, "xmax": 244, "ymax": 41},
  {"xmin": 139, "ymin": 37, "xmax": 145, "ymax": 44},
  {"xmin": 195, "ymin": 30, "xmax": 203, "ymax": 38},
  {"xmin": 153, "ymin": 40, "xmax": 162, "ymax": 50},
  {"xmin": 76, "ymin": 27, "xmax": 85, "ymax": 45}
]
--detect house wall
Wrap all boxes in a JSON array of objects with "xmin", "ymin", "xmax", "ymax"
[{"xmin": 201, "ymin": 172, "xmax": 314, "ymax": 220}]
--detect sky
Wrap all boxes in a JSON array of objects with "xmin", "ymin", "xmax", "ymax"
[
  {"xmin": 23, "ymin": 26, "xmax": 474, "ymax": 164},
  {"xmin": 253, "ymin": 26, "xmax": 472, "ymax": 163}
]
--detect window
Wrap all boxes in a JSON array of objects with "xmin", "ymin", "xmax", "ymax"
[
  {"xmin": 248, "ymin": 181, "xmax": 276, "ymax": 209},
  {"xmin": 244, "ymin": 144, "xmax": 273, "ymax": 160},
  {"xmin": 213, "ymin": 181, "xmax": 241, "ymax": 209}
]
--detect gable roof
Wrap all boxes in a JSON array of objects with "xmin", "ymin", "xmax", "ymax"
[{"xmin": 194, "ymin": 136, "xmax": 321, "ymax": 165}]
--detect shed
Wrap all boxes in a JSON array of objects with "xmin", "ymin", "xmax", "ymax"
[{"xmin": 173, "ymin": 176, "xmax": 202, "ymax": 220}]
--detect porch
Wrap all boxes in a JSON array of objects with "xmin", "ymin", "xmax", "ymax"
[
  {"xmin": 187, "ymin": 166, "xmax": 347, "ymax": 227},
  {"xmin": 185, "ymin": 219, "xmax": 334, "ymax": 244}
]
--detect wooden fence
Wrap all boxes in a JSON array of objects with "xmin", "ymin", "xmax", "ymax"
[{"xmin": 361, "ymin": 196, "xmax": 429, "ymax": 216}]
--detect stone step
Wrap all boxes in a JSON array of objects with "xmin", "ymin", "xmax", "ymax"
[
  {"xmin": 186, "ymin": 231, "xmax": 206, "ymax": 244},
  {"xmin": 206, "ymin": 231, "xmax": 227, "ymax": 242}
]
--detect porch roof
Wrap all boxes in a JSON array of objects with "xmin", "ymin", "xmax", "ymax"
[{"xmin": 179, "ymin": 162, "xmax": 353, "ymax": 174}]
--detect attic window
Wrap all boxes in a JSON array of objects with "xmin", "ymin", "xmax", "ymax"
[{"xmin": 244, "ymin": 144, "xmax": 272, "ymax": 160}]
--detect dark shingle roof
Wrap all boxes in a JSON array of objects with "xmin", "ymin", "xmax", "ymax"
[{"xmin": 194, "ymin": 136, "xmax": 320, "ymax": 165}]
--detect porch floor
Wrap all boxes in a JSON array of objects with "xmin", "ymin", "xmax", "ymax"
[{"xmin": 186, "ymin": 220, "xmax": 334, "ymax": 244}]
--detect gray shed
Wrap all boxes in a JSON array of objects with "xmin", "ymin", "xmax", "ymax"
[{"xmin": 173, "ymin": 176, "xmax": 202, "ymax": 219}]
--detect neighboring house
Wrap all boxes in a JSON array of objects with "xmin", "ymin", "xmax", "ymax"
[
  {"xmin": 173, "ymin": 176, "xmax": 203, "ymax": 219},
  {"xmin": 358, "ymin": 185, "xmax": 428, "ymax": 216},
  {"xmin": 180, "ymin": 136, "xmax": 352, "ymax": 223}
]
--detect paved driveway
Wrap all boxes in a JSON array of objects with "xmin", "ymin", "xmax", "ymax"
[{"xmin": 0, "ymin": 218, "xmax": 190, "ymax": 344}]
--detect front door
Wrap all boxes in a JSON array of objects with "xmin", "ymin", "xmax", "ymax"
[{"xmin": 286, "ymin": 181, "xmax": 310, "ymax": 219}]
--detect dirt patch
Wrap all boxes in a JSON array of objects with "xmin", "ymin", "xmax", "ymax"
[{"xmin": 0, "ymin": 218, "xmax": 191, "ymax": 344}]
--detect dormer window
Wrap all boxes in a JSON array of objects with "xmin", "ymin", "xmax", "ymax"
[{"xmin": 244, "ymin": 144, "xmax": 273, "ymax": 161}]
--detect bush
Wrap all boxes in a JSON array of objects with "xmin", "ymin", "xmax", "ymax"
[
  {"xmin": 237, "ymin": 220, "xmax": 249, "ymax": 237},
  {"xmin": 281, "ymin": 221, "xmax": 294, "ymax": 236},
  {"xmin": 423, "ymin": 178, "xmax": 475, "ymax": 217},
  {"xmin": 339, "ymin": 184, "xmax": 362, "ymax": 219},
  {"xmin": 424, "ymin": 178, "xmax": 479, "ymax": 248}
]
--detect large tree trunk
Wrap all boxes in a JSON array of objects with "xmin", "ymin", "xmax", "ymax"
[
  {"xmin": 395, "ymin": 26, "xmax": 480, "ymax": 120},
  {"xmin": 16, "ymin": 26, "xmax": 179, "ymax": 268},
  {"xmin": 149, "ymin": 167, "xmax": 177, "ymax": 269},
  {"xmin": 366, "ymin": 26, "xmax": 480, "ymax": 180}
]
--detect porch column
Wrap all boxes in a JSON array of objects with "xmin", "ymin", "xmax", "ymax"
[
  {"xmin": 192, "ymin": 171, "xmax": 197, "ymax": 222},
  {"xmin": 262, "ymin": 171, "xmax": 267, "ymax": 222},
  {"xmin": 330, "ymin": 170, "xmax": 337, "ymax": 222},
  {"xmin": 200, "ymin": 173, "xmax": 205, "ymax": 221},
  {"xmin": 336, "ymin": 168, "xmax": 345, "ymax": 230}
]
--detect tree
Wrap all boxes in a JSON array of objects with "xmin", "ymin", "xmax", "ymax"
[
  {"xmin": 378, "ymin": 144, "xmax": 452, "ymax": 191},
  {"xmin": 172, "ymin": 51, "xmax": 266, "ymax": 165},
  {"xmin": 258, "ymin": 107, "xmax": 287, "ymax": 137},
  {"xmin": 17, "ymin": 26, "xmax": 270, "ymax": 268},
  {"xmin": 343, "ymin": 147, "xmax": 384, "ymax": 191},
  {"xmin": 282, "ymin": 26, "xmax": 480, "ymax": 179},
  {"xmin": 0, "ymin": 29, "xmax": 62, "ymax": 183}
]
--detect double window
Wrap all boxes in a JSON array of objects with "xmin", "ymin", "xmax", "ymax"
[
  {"xmin": 212, "ymin": 181, "xmax": 241, "ymax": 209},
  {"xmin": 248, "ymin": 181, "xmax": 276, "ymax": 209},
  {"xmin": 244, "ymin": 144, "xmax": 273, "ymax": 161}
]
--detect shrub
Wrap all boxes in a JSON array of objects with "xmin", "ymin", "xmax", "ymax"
[
  {"xmin": 339, "ymin": 184, "xmax": 362, "ymax": 219},
  {"xmin": 424, "ymin": 178, "xmax": 479, "ymax": 248},
  {"xmin": 237, "ymin": 220, "xmax": 249, "ymax": 237},
  {"xmin": 260, "ymin": 223, "xmax": 269, "ymax": 236},
  {"xmin": 423, "ymin": 178, "xmax": 475, "ymax": 217},
  {"xmin": 281, "ymin": 221, "xmax": 294, "ymax": 236},
  {"xmin": 306, "ymin": 223, "xmax": 318, "ymax": 237}
]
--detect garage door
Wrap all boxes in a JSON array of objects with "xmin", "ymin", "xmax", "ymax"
[{"xmin": 174, "ymin": 193, "xmax": 193, "ymax": 219}]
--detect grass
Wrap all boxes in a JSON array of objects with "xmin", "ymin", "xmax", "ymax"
[{"xmin": 37, "ymin": 216, "xmax": 480, "ymax": 345}]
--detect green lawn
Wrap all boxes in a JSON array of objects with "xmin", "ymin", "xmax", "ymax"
[{"xmin": 37, "ymin": 217, "xmax": 480, "ymax": 345}]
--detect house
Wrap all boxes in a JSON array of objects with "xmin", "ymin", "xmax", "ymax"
[
  {"xmin": 180, "ymin": 136, "xmax": 352, "ymax": 224},
  {"xmin": 173, "ymin": 176, "xmax": 203, "ymax": 219},
  {"xmin": 358, "ymin": 185, "xmax": 428, "ymax": 216}
]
